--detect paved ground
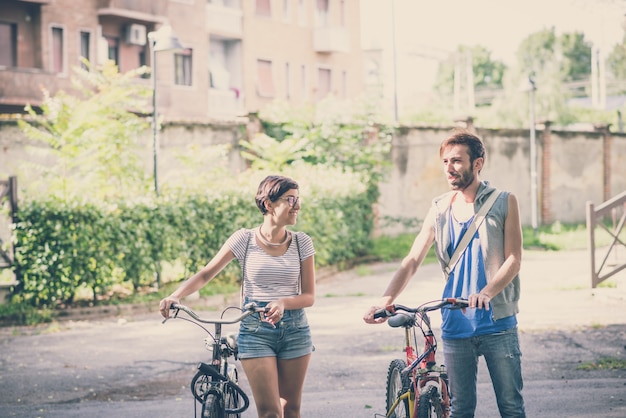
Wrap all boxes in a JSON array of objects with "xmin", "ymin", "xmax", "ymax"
[{"xmin": 0, "ymin": 248, "xmax": 625, "ymax": 417}]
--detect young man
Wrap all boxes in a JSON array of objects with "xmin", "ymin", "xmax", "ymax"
[{"xmin": 364, "ymin": 130, "xmax": 526, "ymax": 417}]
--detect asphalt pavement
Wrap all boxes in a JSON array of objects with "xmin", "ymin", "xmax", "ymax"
[{"xmin": 0, "ymin": 249, "xmax": 625, "ymax": 417}]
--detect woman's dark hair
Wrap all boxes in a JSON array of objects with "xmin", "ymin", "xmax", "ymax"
[
  {"xmin": 255, "ymin": 175, "xmax": 299, "ymax": 215},
  {"xmin": 439, "ymin": 129, "xmax": 486, "ymax": 164}
]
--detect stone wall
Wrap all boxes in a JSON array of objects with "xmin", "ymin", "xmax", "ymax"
[{"xmin": 2, "ymin": 120, "xmax": 624, "ymax": 231}]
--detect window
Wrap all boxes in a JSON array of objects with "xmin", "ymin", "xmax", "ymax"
[
  {"xmin": 51, "ymin": 26, "xmax": 65, "ymax": 73},
  {"xmin": 315, "ymin": 0, "xmax": 329, "ymax": 27},
  {"xmin": 285, "ymin": 62, "xmax": 291, "ymax": 99},
  {"xmin": 175, "ymin": 48, "xmax": 193, "ymax": 86},
  {"xmin": 297, "ymin": 0, "xmax": 307, "ymax": 26},
  {"xmin": 79, "ymin": 31, "xmax": 90, "ymax": 69},
  {"xmin": 341, "ymin": 70, "xmax": 347, "ymax": 98},
  {"xmin": 340, "ymin": 0, "xmax": 346, "ymax": 26},
  {"xmin": 256, "ymin": 0, "xmax": 271, "ymax": 17},
  {"xmin": 283, "ymin": 0, "xmax": 291, "ymax": 22},
  {"xmin": 105, "ymin": 36, "xmax": 119, "ymax": 65},
  {"xmin": 257, "ymin": 59, "xmax": 275, "ymax": 97},
  {"xmin": 317, "ymin": 67, "xmax": 331, "ymax": 100},
  {"xmin": 0, "ymin": 22, "xmax": 17, "ymax": 67},
  {"xmin": 300, "ymin": 64, "xmax": 307, "ymax": 100}
]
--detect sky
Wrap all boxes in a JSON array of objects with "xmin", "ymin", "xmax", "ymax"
[
  {"xmin": 359, "ymin": 0, "xmax": 626, "ymax": 114},
  {"xmin": 360, "ymin": 0, "xmax": 626, "ymax": 65}
]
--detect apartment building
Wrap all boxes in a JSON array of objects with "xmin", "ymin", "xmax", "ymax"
[{"xmin": 0, "ymin": 0, "xmax": 364, "ymax": 121}]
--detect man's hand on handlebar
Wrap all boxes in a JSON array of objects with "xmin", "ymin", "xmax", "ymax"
[
  {"xmin": 468, "ymin": 292, "xmax": 491, "ymax": 311},
  {"xmin": 363, "ymin": 305, "xmax": 390, "ymax": 324}
]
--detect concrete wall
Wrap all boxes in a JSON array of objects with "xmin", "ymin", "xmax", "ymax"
[
  {"xmin": 2, "ymin": 120, "xmax": 624, "ymax": 229},
  {"xmin": 377, "ymin": 125, "xmax": 626, "ymax": 233}
]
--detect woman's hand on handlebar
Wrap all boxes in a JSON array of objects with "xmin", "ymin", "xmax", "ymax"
[
  {"xmin": 159, "ymin": 296, "xmax": 180, "ymax": 318},
  {"xmin": 263, "ymin": 300, "xmax": 285, "ymax": 326}
]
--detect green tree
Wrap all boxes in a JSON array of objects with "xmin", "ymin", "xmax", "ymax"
[
  {"xmin": 560, "ymin": 32, "xmax": 592, "ymax": 81},
  {"xmin": 18, "ymin": 59, "xmax": 151, "ymax": 201},
  {"xmin": 239, "ymin": 133, "xmax": 313, "ymax": 171},
  {"xmin": 434, "ymin": 45, "xmax": 507, "ymax": 95},
  {"xmin": 607, "ymin": 34, "xmax": 626, "ymax": 88},
  {"xmin": 256, "ymin": 97, "xmax": 393, "ymax": 190},
  {"xmin": 517, "ymin": 28, "xmax": 592, "ymax": 82},
  {"xmin": 517, "ymin": 28, "xmax": 558, "ymax": 77}
]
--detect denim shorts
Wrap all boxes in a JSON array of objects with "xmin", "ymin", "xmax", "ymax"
[{"xmin": 237, "ymin": 301, "xmax": 314, "ymax": 360}]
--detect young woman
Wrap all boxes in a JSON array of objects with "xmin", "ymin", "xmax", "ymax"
[{"xmin": 159, "ymin": 175, "xmax": 315, "ymax": 418}]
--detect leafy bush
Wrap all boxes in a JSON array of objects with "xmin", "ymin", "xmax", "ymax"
[{"xmin": 10, "ymin": 166, "xmax": 375, "ymax": 308}]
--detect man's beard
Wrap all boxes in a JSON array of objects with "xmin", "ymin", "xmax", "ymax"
[{"xmin": 449, "ymin": 168, "xmax": 475, "ymax": 191}]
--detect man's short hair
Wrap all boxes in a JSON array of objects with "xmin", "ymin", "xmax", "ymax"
[{"xmin": 440, "ymin": 130, "xmax": 486, "ymax": 164}]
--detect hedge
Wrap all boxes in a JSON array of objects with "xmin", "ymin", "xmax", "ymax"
[{"xmin": 11, "ymin": 187, "xmax": 375, "ymax": 308}]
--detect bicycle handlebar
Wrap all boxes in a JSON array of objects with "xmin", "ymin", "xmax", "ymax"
[
  {"xmin": 373, "ymin": 298, "xmax": 469, "ymax": 319},
  {"xmin": 165, "ymin": 302, "xmax": 269, "ymax": 325}
]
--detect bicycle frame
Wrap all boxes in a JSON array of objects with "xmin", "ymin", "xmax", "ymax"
[
  {"xmin": 376, "ymin": 298, "xmax": 468, "ymax": 418},
  {"xmin": 164, "ymin": 302, "xmax": 267, "ymax": 417}
]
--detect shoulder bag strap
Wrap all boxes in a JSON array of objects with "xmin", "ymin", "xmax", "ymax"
[
  {"xmin": 240, "ymin": 230, "xmax": 252, "ymax": 307},
  {"xmin": 294, "ymin": 232, "xmax": 302, "ymax": 294},
  {"xmin": 444, "ymin": 190, "xmax": 501, "ymax": 279}
]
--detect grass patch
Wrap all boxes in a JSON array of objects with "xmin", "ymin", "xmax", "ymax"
[
  {"xmin": 355, "ymin": 265, "xmax": 373, "ymax": 276},
  {"xmin": 576, "ymin": 357, "xmax": 626, "ymax": 370},
  {"xmin": 368, "ymin": 233, "xmax": 438, "ymax": 263},
  {"xmin": 524, "ymin": 220, "xmax": 625, "ymax": 251},
  {"xmin": 370, "ymin": 221, "xmax": 605, "ymax": 261}
]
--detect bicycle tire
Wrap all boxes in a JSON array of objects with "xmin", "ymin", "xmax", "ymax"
[
  {"xmin": 224, "ymin": 367, "xmax": 241, "ymax": 418},
  {"xmin": 416, "ymin": 386, "xmax": 444, "ymax": 418},
  {"xmin": 386, "ymin": 359, "xmax": 410, "ymax": 418},
  {"xmin": 202, "ymin": 391, "xmax": 224, "ymax": 418},
  {"xmin": 191, "ymin": 371, "xmax": 214, "ymax": 403}
]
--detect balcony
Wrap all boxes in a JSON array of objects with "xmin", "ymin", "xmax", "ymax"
[
  {"xmin": 0, "ymin": 68, "xmax": 70, "ymax": 112},
  {"xmin": 206, "ymin": 3, "xmax": 243, "ymax": 39},
  {"xmin": 97, "ymin": 0, "xmax": 168, "ymax": 23},
  {"xmin": 313, "ymin": 27, "xmax": 349, "ymax": 53},
  {"xmin": 209, "ymin": 88, "xmax": 243, "ymax": 118}
]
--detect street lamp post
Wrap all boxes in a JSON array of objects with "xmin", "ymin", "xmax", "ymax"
[
  {"xmin": 147, "ymin": 25, "xmax": 183, "ymax": 196},
  {"xmin": 527, "ymin": 75, "xmax": 539, "ymax": 233}
]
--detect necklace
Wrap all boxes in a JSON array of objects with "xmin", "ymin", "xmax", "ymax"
[{"xmin": 257, "ymin": 226, "xmax": 290, "ymax": 247}]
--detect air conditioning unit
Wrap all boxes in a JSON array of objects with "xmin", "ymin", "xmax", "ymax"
[{"xmin": 124, "ymin": 24, "xmax": 147, "ymax": 46}]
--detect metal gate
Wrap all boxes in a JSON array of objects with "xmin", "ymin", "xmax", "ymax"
[
  {"xmin": 586, "ymin": 190, "xmax": 626, "ymax": 288},
  {"xmin": 0, "ymin": 176, "xmax": 18, "ymax": 271}
]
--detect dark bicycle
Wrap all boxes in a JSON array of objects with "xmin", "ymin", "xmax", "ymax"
[{"xmin": 164, "ymin": 302, "xmax": 268, "ymax": 418}]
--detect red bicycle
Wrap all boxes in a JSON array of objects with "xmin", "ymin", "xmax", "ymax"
[{"xmin": 374, "ymin": 298, "xmax": 469, "ymax": 418}]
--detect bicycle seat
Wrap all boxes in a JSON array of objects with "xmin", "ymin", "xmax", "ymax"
[{"xmin": 388, "ymin": 312, "xmax": 417, "ymax": 328}]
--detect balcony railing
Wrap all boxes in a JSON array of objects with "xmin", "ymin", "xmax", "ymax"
[
  {"xmin": 0, "ymin": 68, "xmax": 71, "ymax": 109},
  {"xmin": 209, "ymin": 88, "xmax": 243, "ymax": 117},
  {"xmin": 313, "ymin": 27, "xmax": 349, "ymax": 53},
  {"xmin": 206, "ymin": 3, "xmax": 243, "ymax": 38},
  {"xmin": 96, "ymin": 0, "xmax": 168, "ymax": 21}
]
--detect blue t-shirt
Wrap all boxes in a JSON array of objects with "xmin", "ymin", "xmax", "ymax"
[{"xmin": 441, "ymin": 211, "xmax": 516, "ymax": 339}]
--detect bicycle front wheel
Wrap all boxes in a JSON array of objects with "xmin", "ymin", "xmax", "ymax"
[
  {"xmin": 203, "ymin": 391, "xmax": 224, "ymax": 418},
  {"xmin": 417, "ymin": 386, "xmax": 444, "ymax": 418},
  {"xmin": 386, "ymin": 359, "xmax": 410, "ymax": 418},
  {"xmin": 224, "ymin": 367, "xmax": 241, "ymax": 418}
]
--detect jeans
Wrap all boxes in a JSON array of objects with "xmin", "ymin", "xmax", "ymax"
[
  {"xmin": 442, "ymin": 327, "xmax": 525, "ymax": 418},
  {"xmin": 238, "ymin": 299, "xmax": 314, "ymax": 360}
]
